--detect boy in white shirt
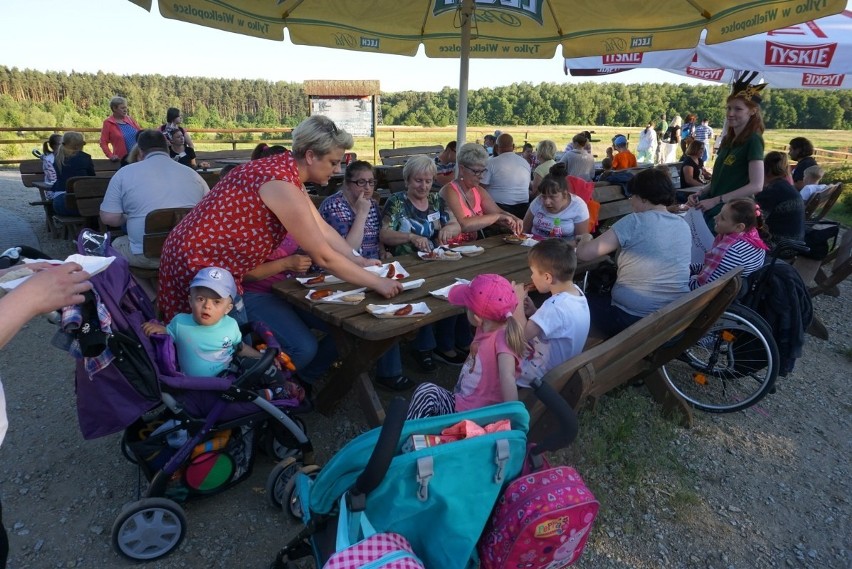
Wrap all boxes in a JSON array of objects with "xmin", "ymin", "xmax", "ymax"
[
  {"xmin": 799, "ymin": 165, "xmax": 827, "ymax": 202},
  {"xmin": 512, "ymin": 239, "xmax": 590, "ymax": 386}
]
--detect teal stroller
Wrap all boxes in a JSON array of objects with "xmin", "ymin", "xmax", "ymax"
[{"xmin": 270, "ymin": 380, "xmax": 578, "ymax": 568}]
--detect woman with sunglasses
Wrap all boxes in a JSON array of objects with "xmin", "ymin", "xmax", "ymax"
[{"xmin": 439, "ymin": 142, "xmax": 523, "ymax": 242}]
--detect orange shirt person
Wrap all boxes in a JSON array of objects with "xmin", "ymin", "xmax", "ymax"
[{"xmin": 607, "ymin": 135, "xmax": 637, "ymax": 170}]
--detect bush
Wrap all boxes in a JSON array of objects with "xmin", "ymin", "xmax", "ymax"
[{"xmin": 822, "ymin": 164, "xmax": 852, "ymax": 225}]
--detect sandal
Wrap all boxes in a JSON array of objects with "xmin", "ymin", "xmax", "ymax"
[
  {"xmin": 375, "ymin": 374, "xmax": 416, "ymax": 392},
  {"xmin": 432, "ymin": 348, "xmax": 467, "ymax": 366},
  {"xmin": 412, "ymin": 350, "xmax": 437, "ymax": 372}
]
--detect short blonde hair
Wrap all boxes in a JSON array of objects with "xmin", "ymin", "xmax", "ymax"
[
  {"xmin": 535, "ymin": 139, "xmax": 557, "ymax": 162},
  {"xmin": 291, "ymin": 115, "xmax": 353, "ymax": 159},
  {"xmin": 403, "ymin": 154, "xmax": 437, "ymax": 182}
]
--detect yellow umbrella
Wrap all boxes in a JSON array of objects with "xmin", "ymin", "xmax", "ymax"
[{"xmin": 129, "ymin": 0, "xmax": 846, "ymax": 143}]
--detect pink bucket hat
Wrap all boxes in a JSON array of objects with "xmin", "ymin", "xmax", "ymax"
[{"xmin": 448, "ymin": 274, "xmax": 518, "ymax": 322}]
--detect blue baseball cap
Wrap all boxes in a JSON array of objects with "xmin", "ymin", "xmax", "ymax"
[
  {"xmin": 190, "ymin": 266, "xmax": 237, "ymax": 299},
  {"xmin": 612, "ymin": 135, "xmax": 628, "ymax": 147}
]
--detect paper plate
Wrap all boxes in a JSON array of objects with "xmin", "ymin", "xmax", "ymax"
[
  {"xmin": 451, "ymin": 245, "xmax": 485, "ymax": 257},
  {"xmin": 418, "ymin": 249, "xmax": 462, "ymax": 261},
  {"xmin": 364, "ymin": 261, "xmax": 409, "ymax": 280},
  {"xmin": 366, "ymin": 302, "xmax": 431, "ymax": 318},
  {"xmin": 296, "ymin": 274, "xmax": 343, "ymax": 287},
  {"xmin": 429, "ymin": 279, "xmax": 470, "ymax": 300},
  {"xmin": 305, "ymin": 287, "xmax": 367, "ymax": 304}
]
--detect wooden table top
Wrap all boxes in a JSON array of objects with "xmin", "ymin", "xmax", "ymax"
[{"xmin": 273, "ymin": 235, "xmax": 592, "ymax": 342}]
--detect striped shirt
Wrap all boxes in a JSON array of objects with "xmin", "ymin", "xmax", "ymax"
[
  {"xmin": 694, "ymin": 124, "xmax": 713, "ymax": 144},
  {"xmin": 689, "ymin": 240, "xmax": 766, "ymax": 290}
]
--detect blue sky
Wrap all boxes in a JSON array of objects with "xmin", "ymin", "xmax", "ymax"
[{"xmin": 3, "ymin": 0, "xmax": 713, "ymax": 93}]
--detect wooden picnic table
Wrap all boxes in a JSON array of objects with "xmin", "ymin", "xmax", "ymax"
[{"xmin": 272, "ymin": 235, "xmax": 594, "ymax": 426}]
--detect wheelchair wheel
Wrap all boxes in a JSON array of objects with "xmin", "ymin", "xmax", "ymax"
[
  {"xmin": 111, "ymin": 497, "xmax": 186, "ymax": 561},
  {"xmin": 662, "ymin": 304, "xmax": 779, "ymax": 413}
]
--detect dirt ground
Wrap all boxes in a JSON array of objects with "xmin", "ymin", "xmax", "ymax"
[{"xmin": 0, "ymin": 169, "xmax": 848, "ymax": 569}]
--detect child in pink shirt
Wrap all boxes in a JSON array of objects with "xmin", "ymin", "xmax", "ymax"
[{"xmin": 406, "ymin": 274, "xmax": 527, "ymax": 419}]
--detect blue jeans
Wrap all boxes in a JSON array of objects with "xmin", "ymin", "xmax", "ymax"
[
  {"xmin": 375, "ymin": 316, "xmax": 473, "ymax": 377},
  {"xmin": 243, "ymin": 291, "xmax": 337, "ymax": 383},
  {"xmin": 52, "ymin": 192, "xmax": 80, "ymax": 216},
  {"xmin": 586, "ymin": 292, "xmax": 643, "ymax": 338}
]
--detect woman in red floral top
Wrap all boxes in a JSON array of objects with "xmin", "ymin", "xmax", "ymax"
[{"xmin": 157, "ymin": 115, "xmax": 402, "ymax": 322}]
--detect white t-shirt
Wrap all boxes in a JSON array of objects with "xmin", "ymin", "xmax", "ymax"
[
  {"xmin": 799, "ymin": 183, "xmax": 828, "ymax": 202},
  {"xmin": 527, "ymin": 195, "xmax": 589, "ymax": 240},
  {"xmin": 481, "ymin": 152, "xmax": 531, "ymax": 206},
  {"xmin": 518, "ymin": 287, "xmax": 590, "ymax": 386}
]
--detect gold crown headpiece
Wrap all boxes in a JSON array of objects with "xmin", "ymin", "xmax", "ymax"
[{"xmin": 730, "ymin": 71, "xmax": 768, "ymax": 104}]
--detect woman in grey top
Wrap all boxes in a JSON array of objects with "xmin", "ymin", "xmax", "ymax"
[{"xmin": 577, "ymin": 168, "xmax": 691, "ymax": 337}]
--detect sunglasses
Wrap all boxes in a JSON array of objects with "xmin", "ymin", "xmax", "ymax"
[{"xmin": 349, "ymin": 179, "xmax": 377, "ymax": 187}]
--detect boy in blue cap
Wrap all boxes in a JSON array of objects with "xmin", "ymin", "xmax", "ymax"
[{"xmin": 142, "ymin": 266, "xmax": 258, "ymax": 377}]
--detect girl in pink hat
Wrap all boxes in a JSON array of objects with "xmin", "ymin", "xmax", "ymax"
[{"xmin": 406, "ymin": 274, "xmax": 527, "ymax": 419}]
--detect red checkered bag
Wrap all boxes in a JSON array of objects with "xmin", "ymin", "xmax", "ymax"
[{"xmin": 323, "ymin": 494, "xmax": 425, "ymax": 569}]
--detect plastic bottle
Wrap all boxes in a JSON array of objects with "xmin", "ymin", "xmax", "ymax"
[{"xmin": 550, "ymin": 218, "xmax": 563, "ymax": 238}]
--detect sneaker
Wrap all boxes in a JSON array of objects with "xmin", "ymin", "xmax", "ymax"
[
  {"xmin": 375, "ymin": 374, "xmax": 416, "ymax": 392},
  {"xmin": 432, "ymin": 348, "xmax": 467, "ymax": 366},
  {"xmin": 412, "ymin": 350, "xmax": 437, "ymax": 372}
]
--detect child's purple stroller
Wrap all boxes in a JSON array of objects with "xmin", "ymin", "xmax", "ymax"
[{"xmin": 60, "ymin": 231, "xmax": 314, "ymax": 561}]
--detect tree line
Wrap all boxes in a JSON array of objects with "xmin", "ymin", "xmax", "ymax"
[{"xmin": 1, "ymin": 65, "xmax": 849, "ymax": 132}]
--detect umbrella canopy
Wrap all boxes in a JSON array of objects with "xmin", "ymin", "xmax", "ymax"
[
  {"xmin": 566, "ymin": 8, "xmax": 852, "ymax": 89},
  {"xmin": 130, "ymin": 0, "xmax": 847, "ymax": 142}
]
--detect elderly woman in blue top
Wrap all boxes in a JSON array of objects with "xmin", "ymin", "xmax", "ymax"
[{"xmin": 380, "ymin": 155, "xmax": 472, "ymax": 372}]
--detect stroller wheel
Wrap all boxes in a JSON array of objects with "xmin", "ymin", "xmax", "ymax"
[
  {"xmin": 111, "ymin": 497, "xmax": 187, "ymax": 561},
  {"xmin": 286, "ymin": 464, "xmax": 321, "ymax": 520},
  {"xmin": 264, "ymin": 415, "xmax": 308, "ymax": 461},
  {"xmin": 266, "ymin": 457, "xmax": 302, "ymax": 511}
]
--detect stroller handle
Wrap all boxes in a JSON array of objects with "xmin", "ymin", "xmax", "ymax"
[
  {"xmin": 351, "ymin": 397, "xmax": 408, "ymax": 501},
  {"xmin": 529, "ymin": 378, "xmax": 579, "ymax": 456}
]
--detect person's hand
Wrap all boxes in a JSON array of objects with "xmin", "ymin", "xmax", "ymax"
[
  {"xmin": 409, "ymin": 234, "xmax": 433, "ymax": 252},
  {"xmin": 357, "ymin": 257, "xmax": 381, "ymax": 267},
  {"xmin": 501, "ymin": 214, "xmax": 523, "ymax": 235},
  {"xmin": 16, "ymin": 262, "xmax": 91, "ymax": 314},
  {"xmin": 694, "ymin": 195, "xmax": 723, "ymax": 212},
  {"xmin": 523, "ymin": 296, "xmax": 535, "ymax": 318},
  {"xmin": 199, "ymin": 161, "xmax": 211, "ymax": 170},
  {"xmin": 282, "ymin": 254, "xmax": 313, "ymax": 274},
  {"xmin": 110, "ymin": 154, "xmax": 120, "ymax": 162},
  {"xmin": 686, "ymin": 192, "xmax": 701, "ymax": 208},
  {"xmin": 437, "ymin": 225, "xmax": 459, "ymax": 246},
  {"xmin": 373, "ymin": 278, "xmax": 403, "ymax": 299},
  {"xmin": 141, "ymin": 321, "xmax": 167, "ymax": 336},
  {"xmin": 575, "ymin": 233, "xmax": 593, "ymax": 246},
  {"xmin": 353, "ymin": 193, "xmax": 372, "ymax": 217}
]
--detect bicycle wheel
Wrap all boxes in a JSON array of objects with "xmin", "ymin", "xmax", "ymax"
[{"xmin": 662, "ymin": 304, "xmax": 779, "ymax": 413}]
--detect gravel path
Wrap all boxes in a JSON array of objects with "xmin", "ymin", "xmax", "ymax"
[{"xmin": 0, "ymin": 169, "xmax": 848, "ymax": 568}]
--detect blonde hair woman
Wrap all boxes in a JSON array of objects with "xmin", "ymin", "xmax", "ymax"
[
  {"xmin": 52, "ymin": 132, "xmax": 94, "ymax": 216},
  {"xmin": 531, "ymin": 139, "xmax": 557, "ymax": 197}
]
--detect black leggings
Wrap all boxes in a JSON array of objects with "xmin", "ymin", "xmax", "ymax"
[{"xmin": 0, "ymin": 497, "xmax": 8, "ymax": 568}]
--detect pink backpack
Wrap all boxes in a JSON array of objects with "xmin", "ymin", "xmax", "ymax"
[
  {"xmin": 323, "ymin": 494, "xmax": 426, "ymax": 569},
  {"xmin": 479, "ymin": 465, "xmax": 599, "ymax": 569}
]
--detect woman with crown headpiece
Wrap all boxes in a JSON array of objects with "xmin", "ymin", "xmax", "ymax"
[{"xmin": 688, "ymin": 72, "xmax": 767, "ymax": 231}]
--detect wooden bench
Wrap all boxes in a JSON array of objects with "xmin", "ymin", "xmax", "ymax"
[
  {"xmin": 194, "ymin": 149, "xmax": 254, "ymax": 166},
  {"xmin": 379, "ymin": 145, "xmax": 443, "ymax": 166},
  {"xmin": 522, "ymin": 268, "xmax": 742, "ymax": 436},
  {"xmin": 797, "ymin": 229, "xmax": 852, "ymax": 340},
  {"xmin": 804, "ymin": 182, "xmax": 843, "ymax": 221},
  {"xmin": 51, "ymin": 176, "xmax": 112, "ymax": 240},
  {"xmin": 129, "ymin": 207, "xmax": 194, "ymax": 287},
  {"xmin": 20, "ymin": 159, "xmax": 121, "ymax": 237}
]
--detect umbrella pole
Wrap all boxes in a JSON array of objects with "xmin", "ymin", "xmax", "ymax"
[{"xmin": 456, "ymin": 0, "xmax": 474, "ymax": 145}]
